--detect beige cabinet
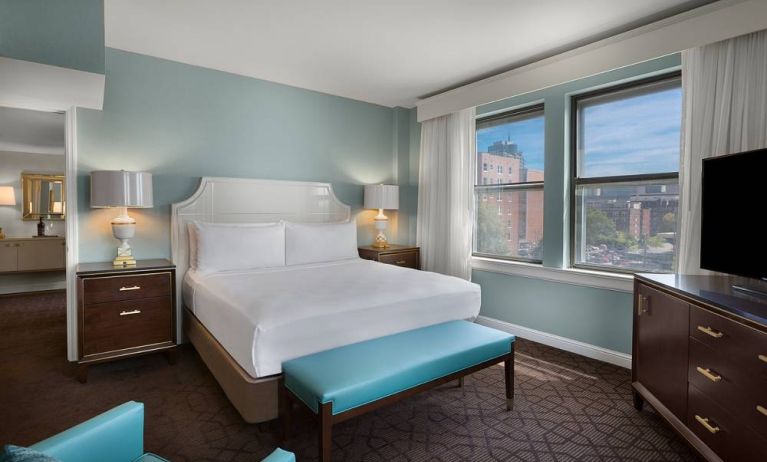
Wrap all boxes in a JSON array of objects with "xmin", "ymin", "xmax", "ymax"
[
  {"xmin": 0, "ymin": 237, "xmax": 65, "ymax": 273},
  {"xmin": 0, "ymin": 244, "xmax": 18, "ymax": 272}
]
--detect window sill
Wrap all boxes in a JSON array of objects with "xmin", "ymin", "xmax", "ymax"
[{"xmin": 470, "ymin": 256, "xmax": 634, "ymax": 293}]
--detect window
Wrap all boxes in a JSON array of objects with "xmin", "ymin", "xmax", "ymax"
[
  {"xmin": 483, "ymin": 162, "xmax": 488, "ymax": 172},
  {"xmin": 475, "ymin": 104, "xmax": 544, "ymax": 262},
  {"xmin": 571, "ymin": 73, "xmax": 681, "ymax": 273}
]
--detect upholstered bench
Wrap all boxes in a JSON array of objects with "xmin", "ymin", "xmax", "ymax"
[{"xmin": 281, "ymin": 320, "xmax": 515, "ymax": 461}]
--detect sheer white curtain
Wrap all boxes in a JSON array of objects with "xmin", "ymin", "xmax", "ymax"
[
  {"xmin": 416, "ymin": 107, "xmax": 476, "ymax": 280},
  {"xmin": 678, "ymin": 30, "xmax": 767, "ymax": 274}
]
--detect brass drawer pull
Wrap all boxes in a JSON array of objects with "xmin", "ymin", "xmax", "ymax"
[
  {"xmin": 759, "ymin": 354, "xmax": 767, "ymax": 364},
  {"xmin": 758, "ymin": 405, "xmax": 767, "ymax": 417},
  {"xmin": 696, "ymin": 367, "xmax": 722, "ymax": 382},
  {"xmin": 396, "ymin": 260, "xmax": 407, "ymax": 265},
  {"xmin": 119, "ymin": 286, "xmax": 141, "ymax": 291},
  {"xmin": 697, "ymin": 325, "xmax": 723, "ymax": 338},
  {"xmin": 695, "ymin": 415, "xmax": 720, "ymax": 434},
  {"xmin": 119, "ymin": 309, "xmax": 141, "ymax": 316}
]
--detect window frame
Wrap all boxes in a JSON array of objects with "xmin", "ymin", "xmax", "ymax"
[
  {"xmin": 568, "ymin": 71, "xmax": 682, "ymax": 274},
  {"xmin": 474, "ymin": 103, "xmax": 545, "ymax": 264}
]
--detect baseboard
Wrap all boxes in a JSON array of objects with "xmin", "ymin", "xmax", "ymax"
[
  {"xmin": 476, "ymin": 315, "xmax": 632, "ymax": 369},
  {"xmin": 0, "ymin": 280, "xmax": 67, "ymax": 295}
]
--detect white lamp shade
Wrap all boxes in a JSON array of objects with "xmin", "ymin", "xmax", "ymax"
[
  {"xmin": 0, "ymin": 186, "xmax": 16, "ymax": 206},
  {"xmin": 364, "ymin": 184, "xmax": 399, "ymax": 210},
  {"xmin": 90, "ymin": 170, "xmax": 153, "ymax": 208}
]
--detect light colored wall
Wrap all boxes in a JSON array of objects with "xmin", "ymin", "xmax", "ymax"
[
  {"xmin": 77, "ymin": 48, "xmax": 406, "ymax": 262},
  {"xmin": 472, "ymin": 54, "xmax": 681, "ymax": 355},
  {"xmin": 0, "ymin": 0, "xmax": 105, "ymax": 74},
  {"xmin": 406, "ymin": 108, "xmax": 421, "ymax": 244},
  {"xmin": 0, "ymin": 151, "xmax": 66, "ymax": 238}
]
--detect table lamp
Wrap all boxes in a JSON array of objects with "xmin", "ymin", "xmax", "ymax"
[
  {"xmin": 0, "ymin": 186, "xmax": 17, "ymax": 240},
  {"xmin": 364, "ymin": 184, "xmax": 399, "ymax": 248},
  {"xmin": 90, "ymin": 170, "xmax": 153, "ymax": 266}
]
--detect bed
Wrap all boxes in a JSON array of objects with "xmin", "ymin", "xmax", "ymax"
[{"xmin": 171, "ymin": 177, "xmax": 480, "ymax": 422}]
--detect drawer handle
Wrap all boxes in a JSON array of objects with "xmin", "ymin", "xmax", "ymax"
[
  {"xmin": 759, "ymin": 354, "xmax": 767, "ymax": 364},
  {"xmin": 696, "ymin": 367, "xmax": 722, "ymax": 382},
  {"xmin": 119, "ymin": 286, "xmax": 141, "ymax": 291},
  {"xmin": 396, "ymin": 260, "xmax": 407, "ymax": 265},
  {"xmin": 697, "ymin": 325, "xmax": 723, "ymax": 338},
  {"xmin": 758, "ymin": 405, "xmax": 767, "ymax": 417},
  {"xmin": 695, "ymin": 415, "xmax": 720, "ymax": 434},
  {"xmin": 119, "ymin": 309, "xmax": 141, "ymax": 316}
]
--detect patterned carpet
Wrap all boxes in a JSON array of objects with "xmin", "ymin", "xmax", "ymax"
[{"xmin": 0, "ymin": 291, "xmax": 700, "ymax": 461}]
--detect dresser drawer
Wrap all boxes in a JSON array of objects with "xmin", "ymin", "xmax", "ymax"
[
  {"xmin": 82, "ymin": 296, "xmax": 173, "ymax": 356},
  {"xmin": 378, "ymin": 251, "xmax": 419, "ymax": 269},
  {"xmin": 687, "ymin": 384, "xmax": 767, "ymax": 462},
  {"xmin": 690, "ymin": 305, "xmax": 767, "ymax": 383},
  {"xmin": 689, "ymin": 338, "xmax": 767, "ymax": 439},
  {"xmin": 82, "ymin": 272, "xmax": 172, "ymax": 304}
]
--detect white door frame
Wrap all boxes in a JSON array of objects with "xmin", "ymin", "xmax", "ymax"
[
  {"xmin": 1, "ymin": 57, "xmax": 103, "ymax": 361},
  {"xmin": 64, "ymin": 107, "xmax": 79, "ymax": 361}
]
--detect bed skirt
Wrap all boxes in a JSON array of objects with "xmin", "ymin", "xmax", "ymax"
[{"xmin": 184, "ymin": 307, "xmax": 280, "ymax": 423}]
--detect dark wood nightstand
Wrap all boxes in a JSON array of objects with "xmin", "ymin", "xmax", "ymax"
[
  {"xmin": 76, "ymin": 259, "xmax": 177, "ymax": 383},
  {"xmin": 358, "ymin": 244, "xmax": 420, "ymax": 270}
]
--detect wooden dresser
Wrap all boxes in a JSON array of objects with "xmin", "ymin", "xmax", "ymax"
[
  {"xmin": 0, "ymin": 237, "xmax": 65, "ymax": 273},
  {"xmin": 358, "ymin": 244, "xmax": 420, "ymax": 270},
  {"xmin": 76, "ymin": 259, "xmax": 177, "ymax": 382},
  {"xmin": 633, "ymin": 274, "xmax": 767, "ymax": 462}
]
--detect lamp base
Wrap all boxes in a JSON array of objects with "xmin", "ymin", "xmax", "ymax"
[
  {"xmin": 113, "ymin": 255, "xmax": 137, "ymax": 267},
  {"xmin": 373, "ymin": 229, "xmax": 389, "ymax": 248}
]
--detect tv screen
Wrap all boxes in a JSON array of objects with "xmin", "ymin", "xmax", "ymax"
[{"xmin": 701, "ymin": 148, "xmax": 767, "ymax": 280}]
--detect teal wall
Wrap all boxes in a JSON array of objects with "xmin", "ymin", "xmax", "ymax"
[
  {"xmin": 474, "ymin": 54, "xmax": 681, "ymax": 354},
  {"xmin": 0, "ymin": 0, "xmax": 105, "ymax": 74},
  {"xmin": 77, "ymin": 48, "xmax": 413, "ymax": 262}
]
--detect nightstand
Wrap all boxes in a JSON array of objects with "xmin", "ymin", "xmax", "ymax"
[
  {"xmin": 358, "ymin": 244, "xmax": 420, "ymax": 270},
  {"xmin": 76, "ymin": 259, "xmax": 177, "ymax": 383}
]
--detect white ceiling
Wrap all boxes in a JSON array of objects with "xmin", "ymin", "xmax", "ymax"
[
  {"xmin": 0, "ymin": 106, "xmax": 65, "ymax": 155},
  {"xmin": 105, "ymin": 0, "xmax": 717, "ymax": 108}
]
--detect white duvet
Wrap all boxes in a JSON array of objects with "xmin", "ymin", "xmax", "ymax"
[{"xmin": 183, "ymin": 258, "xmax": 481, "ymax": 377}]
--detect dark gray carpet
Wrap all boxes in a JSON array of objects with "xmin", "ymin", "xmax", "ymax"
[{"xmin": 0, "ymin": 291, "xmax": 700, "ymax": 461}]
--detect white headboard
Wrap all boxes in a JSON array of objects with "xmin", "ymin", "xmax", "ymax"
[{"xmin": 170, "ymin": 177, "xmax": 351, "ymax": 338}]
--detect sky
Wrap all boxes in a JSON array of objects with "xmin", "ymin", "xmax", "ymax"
[
  {"xmin": 477, "ymin": 115, "xmax": 545, "ymax": 171},
  {"xmin": 475, "ymin": 83, "xmax": 682, "ymax": 177},
  {"xmin": 579, "ymin": 85, "xmax": 682, "ymax": 177}
]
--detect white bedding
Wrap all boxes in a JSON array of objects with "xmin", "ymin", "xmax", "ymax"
[{"xmin": 183, "ymin": 258, "xmax": 481, "ymax": 377}]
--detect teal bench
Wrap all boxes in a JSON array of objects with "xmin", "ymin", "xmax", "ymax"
[{"xmin": 281, "ymin": 320, "xmax": 515, "ymax": 461}]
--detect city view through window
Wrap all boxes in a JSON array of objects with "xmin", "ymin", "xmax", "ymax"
[
  {"xmin": 574, "ymin": 77, "xmax": 682, "ymax": 272},
  {"xmin": 475, "ymin": 107, "xmax": 544, "ymax": 261},
  {"xmin": 473, "ymin": 75, "xmax": 682, "ymax": 273}
]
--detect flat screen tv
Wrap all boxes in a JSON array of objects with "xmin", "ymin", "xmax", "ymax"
[{"xmin": 701, "ymin": 148, "xmax": 767, "ymax": 280}]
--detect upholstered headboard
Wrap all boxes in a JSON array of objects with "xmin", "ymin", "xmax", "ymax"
[{"xmin": 170, "ymin": 177, "xmax": 351, "ymax": 339}]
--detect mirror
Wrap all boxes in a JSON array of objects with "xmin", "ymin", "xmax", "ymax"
[{"xmin": 22, "ymin": 173, "xmax": 66, "ymax": 220}]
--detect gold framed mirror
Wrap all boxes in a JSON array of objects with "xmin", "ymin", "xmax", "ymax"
[{"xmin": 22, "ymin": 173, "xmax": 66, "ymax": 220}]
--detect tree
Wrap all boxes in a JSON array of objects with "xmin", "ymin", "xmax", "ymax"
[
  {"xmin": 585, "ymin": 208, "xmax": 617, "ymax": 246},
  {"xmin": 661, "ymin": 212, "xmax": 676, "ymax": 233},
  {"xmin": 476, "ymin": 202, "xmax": 509, "ymax": 255}
]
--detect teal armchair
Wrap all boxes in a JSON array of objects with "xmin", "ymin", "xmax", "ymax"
[
  {"xmin": 30, "ymin": 401, "xmax": 155, "ymax": 462},
  {"xmin": 20, "ymin": 401, "xmax": 294, "ymax": 462}
]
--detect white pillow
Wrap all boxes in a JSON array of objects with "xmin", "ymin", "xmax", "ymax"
[
  {"xmin": 193, "ymin": 221, "xmax": 286, "ymax": 273},
  {"xmin": 187, "ymin": 222, "xmax": 199, "ymax": 269},
  {"xmin": 285, "ymin": 221, "xmax": 358, "ymax": 265}
]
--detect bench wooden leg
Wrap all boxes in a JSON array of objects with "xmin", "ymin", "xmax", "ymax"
[
  {"xmin": 456, "ymin": 376, "xmax": 464, "ymax": 388},
  {"xmin": 504, "ymin": 342, "xmax": 515, "ymax": 411},
  {"xmin": 319, "ymin": 402, "xmax": 333, "ymax": 462}
]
